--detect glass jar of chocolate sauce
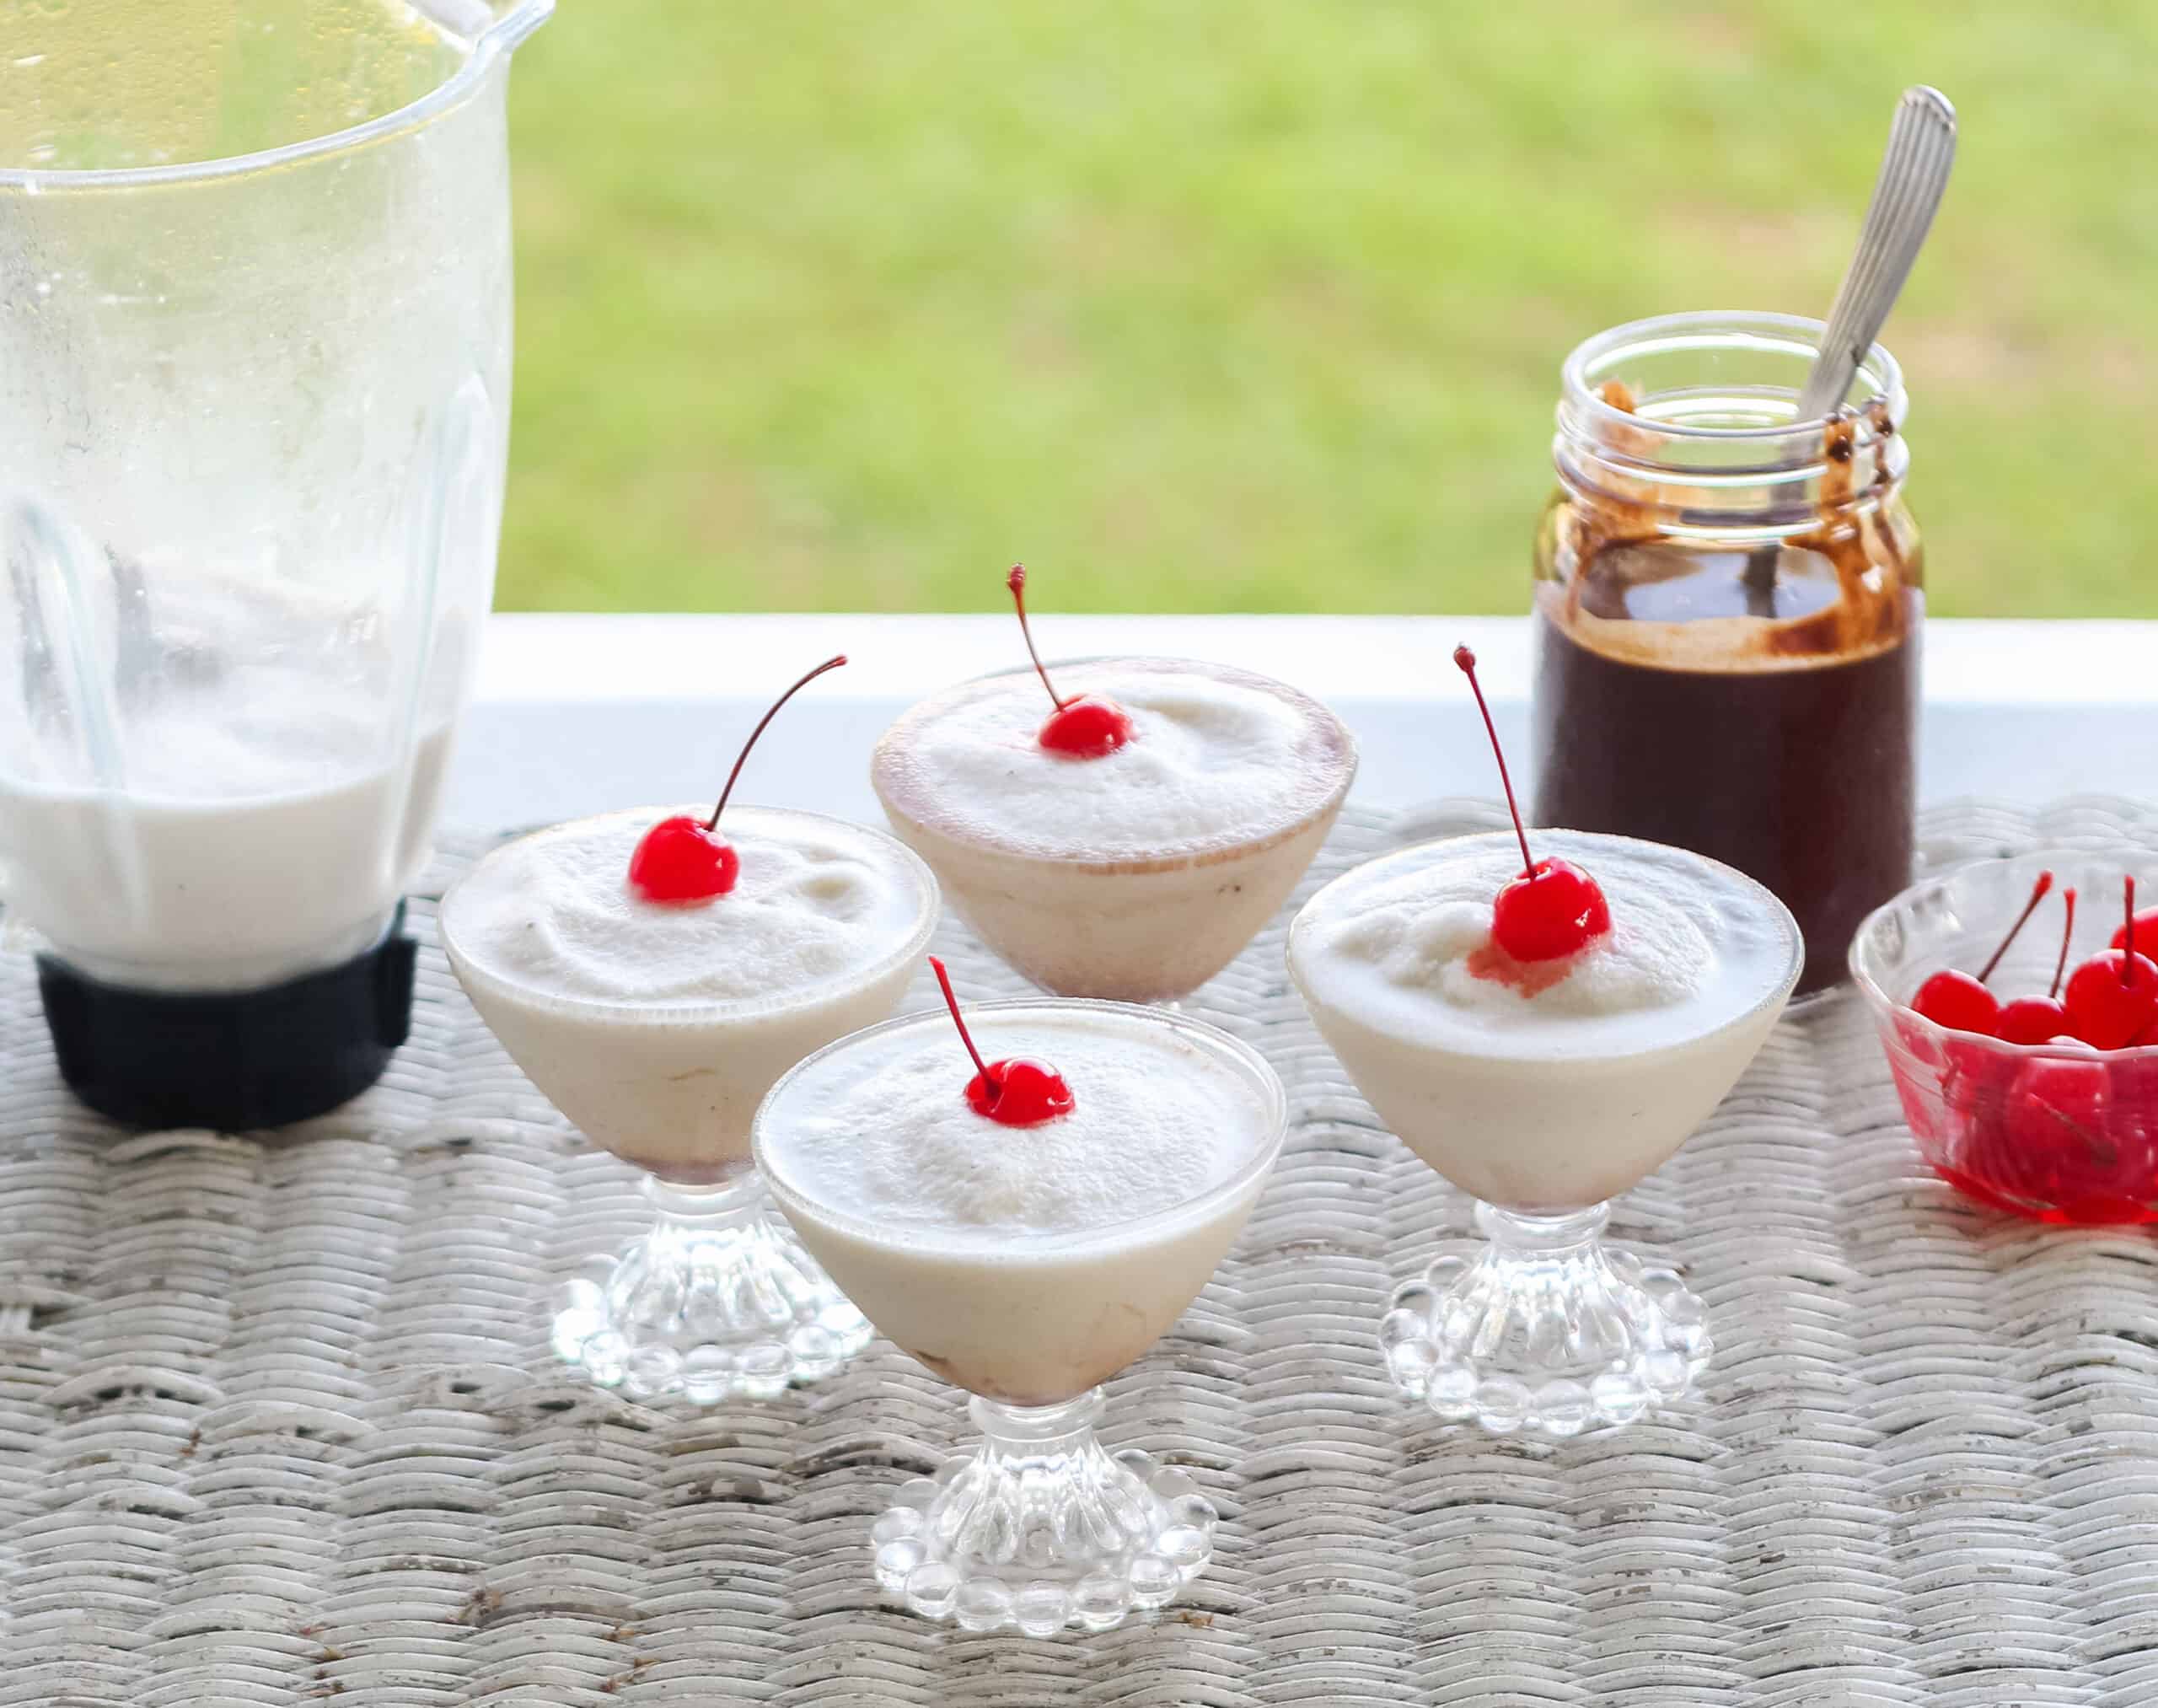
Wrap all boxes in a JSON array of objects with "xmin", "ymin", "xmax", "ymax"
[{"xmin": 1531, "ymin": 311, "xmax": 1922, "ymax": 999}]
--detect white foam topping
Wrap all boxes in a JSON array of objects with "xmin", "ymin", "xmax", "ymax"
[
  {"xmin": 760, "ymin": 1009, "xmax": 1276, "ymax": 1247},
  {"xmin": 872, "ymin": 659, "xmax": 1353, "ymax": 859},
  {"xmin": 1291, "ymin": 830, "xmax": 1800, "ymax": 1059},
  {"xmin": 443, "ymin": 805, "xmax": 932, "ymax": 1009}
]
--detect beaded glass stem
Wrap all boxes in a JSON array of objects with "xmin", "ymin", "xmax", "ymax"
[
  {"xmin": 553, "ymin": 1165, "xmax": 870, "ymax": 1403},
  {"xmin": 1378, "ymin": 1201, "xmax": 1710, "ymax": 1437},
  {"xmin": 870, "ymin": 1388, "xmax": 1217, "ymax": 1635}
]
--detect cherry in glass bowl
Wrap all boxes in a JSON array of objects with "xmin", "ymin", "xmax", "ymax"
[{"xmin": 1851, "ymin": 849, "xmax": 2158, "ymax": 1224}]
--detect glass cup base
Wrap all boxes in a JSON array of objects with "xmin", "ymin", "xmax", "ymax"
[
  {"xmin": 1378, "ymin": 1201, "xmax": 1710, "ymax": 1437},
  {"xmin": 551, "ymin": 1172, "xmax": 872, "ymax": 1403},
  {"xmin": 869, "ymin": 1389, "xmax": 1216, "ymax": 1634}
]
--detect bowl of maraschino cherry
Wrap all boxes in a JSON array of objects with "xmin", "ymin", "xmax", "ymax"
[{"xmin": 1852, "ymin": 851, "xmax": 2158, "ymax": 1224}]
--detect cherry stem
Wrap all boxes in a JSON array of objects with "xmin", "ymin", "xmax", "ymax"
[
  {"xmin": 929, "ymin": 955, "xmax": 1001, "ymax": 1097},
  {"xmin": 1006, "ymin": 565, "xmax": 1070, "ymax": 712},
  {"xmin": 1453, "ymin": 645, "xmax": 1534, "ymax": 878},
  {"xmin": 2050, "ymin": 888, "xmax": 2077, "ymax": 1000},
  {"xmin": 1976, "ymin": 869, "xmax": 2053, "ymax": 984},
  {"xmin": 2125, "ymin": 876, "xmax": 2139, "ymax": 985},
  {"xmin": 703, "ymin": 654, "xmax": 848, "ymax": 832}
]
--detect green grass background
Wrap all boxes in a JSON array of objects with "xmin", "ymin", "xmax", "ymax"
[{"xmin": 499, "ymin": 2, "xmax": 2157, "ymax": 617}]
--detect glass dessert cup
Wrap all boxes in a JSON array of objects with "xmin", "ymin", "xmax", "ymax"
[
  {"xmin": 754, "ymin": 1000, "xmax": 1288, "ymax": 1633},
  {"xmin": 439, "ymin": 807, "xmax": 941, "ymax": 1402},
  {"xmin": 1288, "ymin": 830, "xmax": 1803, "ymax": 1437},
  {"xmin": 1529, "ymin": 310, "xmax": 1923, "ymax": 1004},
  {"xmin": 871, "ymin": 658, "xmax": 1357, "ymax": 1003},
  {"xmin": 1853, "ymin": 850, "xmax": 2158, "ymax": 1224}
]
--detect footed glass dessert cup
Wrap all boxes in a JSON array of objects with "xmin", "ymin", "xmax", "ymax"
[
  {"xmin": 440, "ymin": 806, "xmax": 941, "ymax": 1402},
  {"xmin": 754, "ymin": 999, "xmax": 1287, "ymax": 1633},
  {"xmin": 1854, "ymin": 849, "xmax": 2158, "ymax": 1224},
  {"xmin": 1288, "ymin": 829, "xmax": 1803, "ymax": 1437}
]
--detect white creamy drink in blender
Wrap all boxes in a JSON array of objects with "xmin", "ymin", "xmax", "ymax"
[
  {"xmin": 440, "ymin": 658, "xmax": 942, "ymax": 1403},
  {"xmin": 756, "ymin": 967, "xmax": 1286, "ymax": 1634},
  {"xmin": 1287, "ymin": 647, "xmax": 1801, "ymax": 1437},
  {"xmin": 0, "ymin": 572, "xmax": 454, "ymax": 991},
  {"xmin": 872, "ymin": 567, "xmax": 1355, "ymax": 1002}
]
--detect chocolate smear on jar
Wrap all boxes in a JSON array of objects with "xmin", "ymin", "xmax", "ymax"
[{"xmin": 1533, "ymin": 383, "xmax": 1920, "ymax": 996}]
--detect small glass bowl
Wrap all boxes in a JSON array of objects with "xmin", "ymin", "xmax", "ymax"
[{"xmin": 1851, "ymin": 849, "xmax": 2158, "ymax": 1224}]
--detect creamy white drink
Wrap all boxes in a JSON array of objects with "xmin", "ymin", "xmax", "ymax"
[
  {"xmin": 756, "ymin": 1000, "xmax": 1286, "ymax": 1404},
  {"xmin": 0, "ymin": 561, "xmax": 476, "ymax": 991},
  {"xmin": 442, "ymin": 805, "xmax": 938, "ymax": 1182},
  {"xmin": 1289, "ymin": 830, "xmax": 1800, "ymax": 1211},
  {"xmin": 1290, "ymin": 823, "xmax": 1801, "ymax": 1437},
  {"xmin": 444, "ymin": 657, "xmax": 931, "ymax": 1405},
  {"xmin": 872, "ymin": 658, "xmax": 1356, "ymax": 1001},
  {"xmin": 755, "ymin": 994, "xmax": 1287, "ymax": 1633},
  {"xmin": 1282, "ymin": 643, "xmax": 1805, "ymax": 1438}
]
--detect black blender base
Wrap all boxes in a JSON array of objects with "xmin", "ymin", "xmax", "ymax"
[{"xmin": 36, "ymin": 905, "xmax": 417, "ymax": 1131}]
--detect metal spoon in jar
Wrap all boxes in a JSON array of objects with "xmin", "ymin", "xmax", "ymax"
[{"xmin": 1742, "ymin": 85, "xmax": 1957, "ymax": 602}]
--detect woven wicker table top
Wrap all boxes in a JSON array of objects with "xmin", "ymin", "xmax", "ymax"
[{"xmin": 5, "ymin": 795, "xmax": 2158, "ymax": 1707}]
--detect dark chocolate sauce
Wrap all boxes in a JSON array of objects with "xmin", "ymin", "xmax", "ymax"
[{"xmin": 1532, "ymin": 594, "xmax": 1918, "ymax": 996}]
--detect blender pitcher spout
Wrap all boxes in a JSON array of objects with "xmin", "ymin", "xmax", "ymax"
[
  {"xmin": 417, "ymin": 0, "xmax": 553, "ymax": 65},
  {"xmin": 479, "ymin": 0, "xmax": 557, "ymax": 56}
]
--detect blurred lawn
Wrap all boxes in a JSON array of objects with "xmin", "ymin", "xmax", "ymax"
[{"xmin": 500, "ymin": 3, "xmax": 2157, "ymax": 617}]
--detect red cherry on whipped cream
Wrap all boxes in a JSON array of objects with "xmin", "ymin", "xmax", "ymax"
[
  {"xmin": 2063, "ymin": 876, "xmax": 2158, "ymax": 1049},
  {"xmin": 627, "ymin": 818, "xmax": 742, "ymax": 902},
  {"xmin": 1911, "ymin": 868, "xmax": 2054, "ymax": 1036},
  {"xmin": 626, "ymin": 653, "xmax": 848, "ymax": 904},
  {"xmin": 1997, "ymin": 885, "xmax": 2077, "ymax": 1045},
  {"xmin": 929, "ymin": 955, "xmax": 1075, "ymax": 1127},
  {"xmin": 1006, "ymin": 565, "xmax": 1134, "ymax": 759},
  {"xmin": 1452, "ymin": 644, "xmax": 1609, "ymax": 964}
]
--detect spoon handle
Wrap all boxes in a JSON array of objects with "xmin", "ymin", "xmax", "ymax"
[{"xmin": 1796, "ymin": 85, "xmax": 1957, "ymax": 422}]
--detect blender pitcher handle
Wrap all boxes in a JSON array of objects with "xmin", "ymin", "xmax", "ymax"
[
  {"xmin": 3, "ymin": 497, "xmax": 129, "ymax": 795},
  {"xmin": 0, "ymin": 495, "xmax": 142, "ymax": 938}
]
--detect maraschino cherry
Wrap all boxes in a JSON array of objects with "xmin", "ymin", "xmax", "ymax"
[
  {"xmin": 1911, "ymin": 869, "xmax": 2053, "ymax": 1036},
  {"xmin": 929, "ymin": 956, "xmax": 1075, "ymax": 1127},
  {"xmin": 1996, "ymin": 887, "xmax": 2076, "ymax": 1045},
  {"xmin": 2104, "ymin": 886, "xmax": 2158, "ymax": 1046},
  {"xmin": 2112, "ymin": 904, "xmax": 2158, "ymax": 953},
  {"xmin": 1007, "ymin": 565, "xmax": 1134, "ymax": 759},
  {"xmin": 2063, "ymin": 877, "xmax": 2158, "ymax": 1049},
  {"xmin": 1453, "ymin": 645, "xmax": 1609, "ymax": 963},
  {"xmin": 2002, "ymin": 1049, "xmax": 2112, "ymax": 1178},
  {"xmin": 626, "ymin": 654, "xmax": 848, "ymax": 904}
]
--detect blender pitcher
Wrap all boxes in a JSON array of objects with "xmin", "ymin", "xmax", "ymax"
[{"xmin": 0, "ymin": 0, "xmax": 553, "ymax": 1128}]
